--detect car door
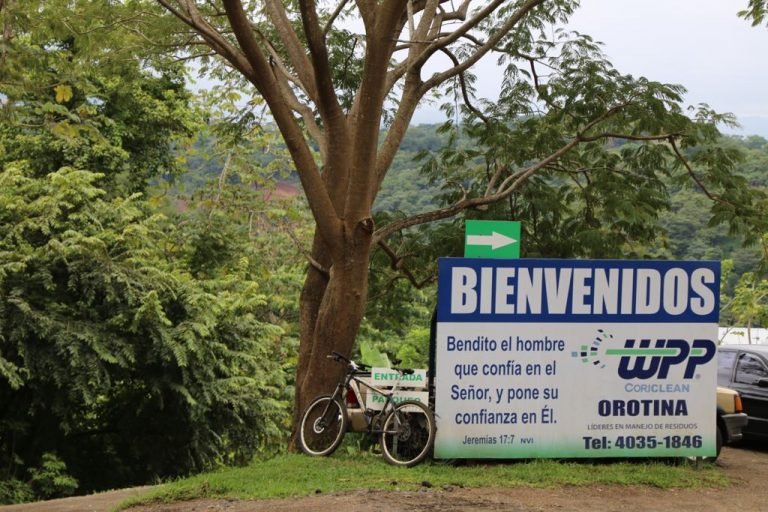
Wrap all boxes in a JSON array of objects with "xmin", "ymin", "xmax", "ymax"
[{"xmin": 731, "ymin": 352, "xmax": 768, "ymax": 438}]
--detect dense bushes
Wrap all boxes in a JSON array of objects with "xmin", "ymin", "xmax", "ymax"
[{"xmin": 0, "ymin": 165, "xmax": 291, "ymax": 498}]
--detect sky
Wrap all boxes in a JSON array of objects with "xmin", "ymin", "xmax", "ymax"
[{"xmin": 412, "ymin": 0, "xmax": 768, "ymax": 136}]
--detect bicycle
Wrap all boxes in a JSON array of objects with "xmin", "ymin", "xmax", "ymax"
[{"xmin": 297, "ymin": 351, "xmax": 435, "ymax": 466}]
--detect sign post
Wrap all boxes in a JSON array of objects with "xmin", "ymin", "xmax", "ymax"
[
  {"xmin": 464, "ymin": 220, "xmax": 520, "ymax": 259},
  {"xmin": 434, "ymin": 258, "xmax": 720, "ymax": 459}
]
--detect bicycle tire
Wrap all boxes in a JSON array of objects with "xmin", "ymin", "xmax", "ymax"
[
  {"xmin": 298, "ymin": 395, "xmax": 348, "ymax": 457},
  {"xmin": 380, "ymin": 400, "xmax": 435, "ymax": 467}
]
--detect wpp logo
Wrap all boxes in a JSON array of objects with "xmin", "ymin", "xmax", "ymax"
[{"xmin": 611, "ymin": 339, "xmax": 716, "ymax": 380}]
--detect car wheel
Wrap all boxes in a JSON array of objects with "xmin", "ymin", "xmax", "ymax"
[{"xmin": 715, "ymin": 423, "xmax": 723, "ymax": 459}]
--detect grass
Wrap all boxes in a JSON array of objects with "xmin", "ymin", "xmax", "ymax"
[{"xmin": 117, "ymin": 447, "xmax": 729, "ymax": 510}]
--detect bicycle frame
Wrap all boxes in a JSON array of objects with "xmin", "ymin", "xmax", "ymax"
[
  {"xmin": 352, "ymin": 374, "xmax": 404, "ymax": 432},
  {"xmin": 327, "ymin": 365, "xmax": 408, "ymax": 434}
]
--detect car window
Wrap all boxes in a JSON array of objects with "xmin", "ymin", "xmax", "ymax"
[
  {"xmin": 718, "ymin": 351, "xmax": 736, "ymax": 382},
  {"xmin": 734, "ymin": 353, "xmax": 768, "ymax": 385}
]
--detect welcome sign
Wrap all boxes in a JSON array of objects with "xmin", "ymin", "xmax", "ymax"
[{"xmin": 434, "ymin": 258, "xmax": 720, "ymax": 459}]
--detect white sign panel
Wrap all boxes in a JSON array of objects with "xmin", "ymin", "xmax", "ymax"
[
  {"xmin": 434, "ymin": 258, "xmax": 720, "ymax": 459},
  {"xmin": 359, "ymin": 368, "xmax": 429, "ymax": 410},
  {"xmin": 371, "ymin": 368, "xmax": 428, "ymax": 389},
  {"xmin": 365, "ymin": 390, "xmax": 430, "ymax": 411}
]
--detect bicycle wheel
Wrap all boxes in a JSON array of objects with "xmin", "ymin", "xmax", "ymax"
[
  {"xmin": 298, "ymin": 395, "xmax": 348, "ymax": 456},
  {"xmin": 380, "ymin": 400, "xmax": 435, "ymax": 467}
]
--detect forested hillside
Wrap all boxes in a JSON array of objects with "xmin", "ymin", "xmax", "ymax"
[
  {"xmin": 180, "ymin": 124, "xmax": 768, "ymax": 274},
  {"xmin": 174, "ymin": 122, "xmax": 768, "ymax": 357},
  {"xmin": 379, "ymin": 125, "xmax": 767, "ymax": 263}
]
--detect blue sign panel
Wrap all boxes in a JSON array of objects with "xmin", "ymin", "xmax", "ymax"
[{"xmin": 437, "ymin": 258, "xmax": 720, "ymax": 323}]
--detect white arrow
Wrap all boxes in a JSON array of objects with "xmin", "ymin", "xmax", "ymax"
[{"xmin": 466, "ymin": 231, "xmax": 517, "ymax": 250}]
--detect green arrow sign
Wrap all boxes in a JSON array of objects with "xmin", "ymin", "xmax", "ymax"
[{"xmin": 464, "ymin": 220, "xmax": 521, "ymax": 259}]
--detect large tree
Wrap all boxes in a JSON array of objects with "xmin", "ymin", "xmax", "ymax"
[{"xmin": 148, "ymin": 0, "xmax": 768, "ymax": 425}]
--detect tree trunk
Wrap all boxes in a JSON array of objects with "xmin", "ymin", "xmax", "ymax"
[
  {"xmin": 295, "ymin": 234, "xmax": 330, "ymax": 392},
  {"xmin": 292, "ymin": 219, "xmax": 373, "ymax": 442}
]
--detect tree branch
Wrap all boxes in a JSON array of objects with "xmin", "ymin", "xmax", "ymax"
[
  {"xmin": 419, "ymin": 0, "xmax": 547, "ymax": 94},
  {"xmin": 578, "ymin": 132, "xmax": 680, "ymax": 143},
  {"xmin": 209, "ymin": 151, "xmax": 233, "ymax": 218},
  {"xmin": 668, "ymin": 138, "xmax": 740, "ymax": 210},
  {"xmin": 384, "ymin": 0, "xmax": 442, "ymax": 94},
  {"xmin": 374, "ymin": 75, "xmax": 425, "ymax": 190},
  {"xmin": 343, "ymin": 0, "xmax": 409, "ymax": 218},
  {"xmin": 374, "ymin": 103, "xmax": 667, "ymax": 243},
  {"xmin": 438, "ymin": 47, "xmax": 490, "ymax": 125},
  {"xmin": 156, "ymin": 0, "xmax": 255, "ymax": 79},
  {"xmin": 377, "ymin": 240, "xmax": 436, "ymax": 289},
  {"xmin": 259, "ymin": 34, "xmax": 309, "ymax": 95},
  {"xmin": 287, "ymin": 225, "xmax": 330, "ymax": 278},
  {"xmin": 373, "ymin": 135, "xmax": 580, "ymax": 244},
  {"xmin": 266, "ymin": 51, "xmax": 327, "ymax": 160},
  {"xmin": 265, "ymin": 0, "xmax": 319, "ymax": 102},
  {"xmin": 220, "ymin": 0, "xmax": 344, "ymax": 255},
  {"xmin": 298, "ymin": 0, "xmax": 345, "ymax": 128},
  {"xmin": 374, "ymin": 1, "xmax": 447, "ymax": 190},
  {"xmin": 354, "ymin": 0, "xmax": 376, "ymax": 26},
  {"xmin": 257, "ymin": 36, "xmax": 326, "ymax": 157},
  {"xmin": 324, "ymin": 0, "xmax": 350, "ymax": 35}
]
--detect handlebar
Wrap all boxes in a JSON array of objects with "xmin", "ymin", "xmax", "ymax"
[
  {"xmin": 327, "ymin": 351, "xmax": 414, "ymax": 375},
  {"xmin": 327, "ymin": 351, "xmax": 349, "ymax": 363},
  {"xmin": 327, "ymin": 351, "xmax": 370, "ymax": 371}
]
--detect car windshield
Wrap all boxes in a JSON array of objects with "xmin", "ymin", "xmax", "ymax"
[{"xmin": 718, "ymin": 351, "xmax": 736, "ymax": 381}]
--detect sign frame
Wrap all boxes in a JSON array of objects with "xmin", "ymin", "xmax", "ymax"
[{"xmin": 434, "ymin": 257, "xmax": 720, "ymax": 459}]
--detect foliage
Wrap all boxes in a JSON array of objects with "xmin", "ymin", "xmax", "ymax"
[
  {"xmin": 373, "ymin": 125, "xmax": 453, "ymax": 215},
  {"xmin": 374, "ymin": 164, "xmax": 440, "ymax": 215},
  {"xmin": 0, "ymin": 2, "xmax": 298, "ymax": 499},
  {"xmin": 0, "ymin": 164, "xmax": 291, "ymax": 495},
  {"xmin": 366, "ymin": 118, "xmax": 768, "ymax": 372},
  {"xmin": 358, "ymin": 340, "xmax": 391, "ymax": 368},
  {"xmin": 0, "ymin": 3, "xmax": 766, "ymax": 503},
  {"xmin": 440, "ymin": 57, "xmax": 760, "ymax": 255},
  {"xmin": 375, "ymin": 92, "xmax": 767, "ymax": 296},
  {"xmin": 369, "ymin": 124, "xmax": 768, "ymax": 352},
  {"xmin": 164, "ymin": 87, "xmax": 308, "ymax": 333},
  {"xmin": 358, "ymin": 276, "xmax": 434, "ymax": 370},
  {"xmin": 740, "ymin": 0, "xmax": 768, "ymax": 26},
  {"xmin": 141, "ymin": 0, "xmax": 768, "ymax": 439},
  {"xmin": 28, "ymin": 453, "xmax": 78, "ymax": 500},
  {"xmin": 0, "ymin": 0, "xmax": 197, "ymax": 197},
  {"xmin": 723, "ymin": 265, "xmax": 768, "ymax": 328},
  {"xmin": 0, "ymin": 478, "xmax": 33, "ymax": 505}
]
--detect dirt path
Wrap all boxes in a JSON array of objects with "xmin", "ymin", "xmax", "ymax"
[
  {"xmin": 4, "ymin": 444, "xmax": 768, "ymax": 512},
  {"xmin": 0, "ymin": 487, "xmax": 151, "ymax": 512}
]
